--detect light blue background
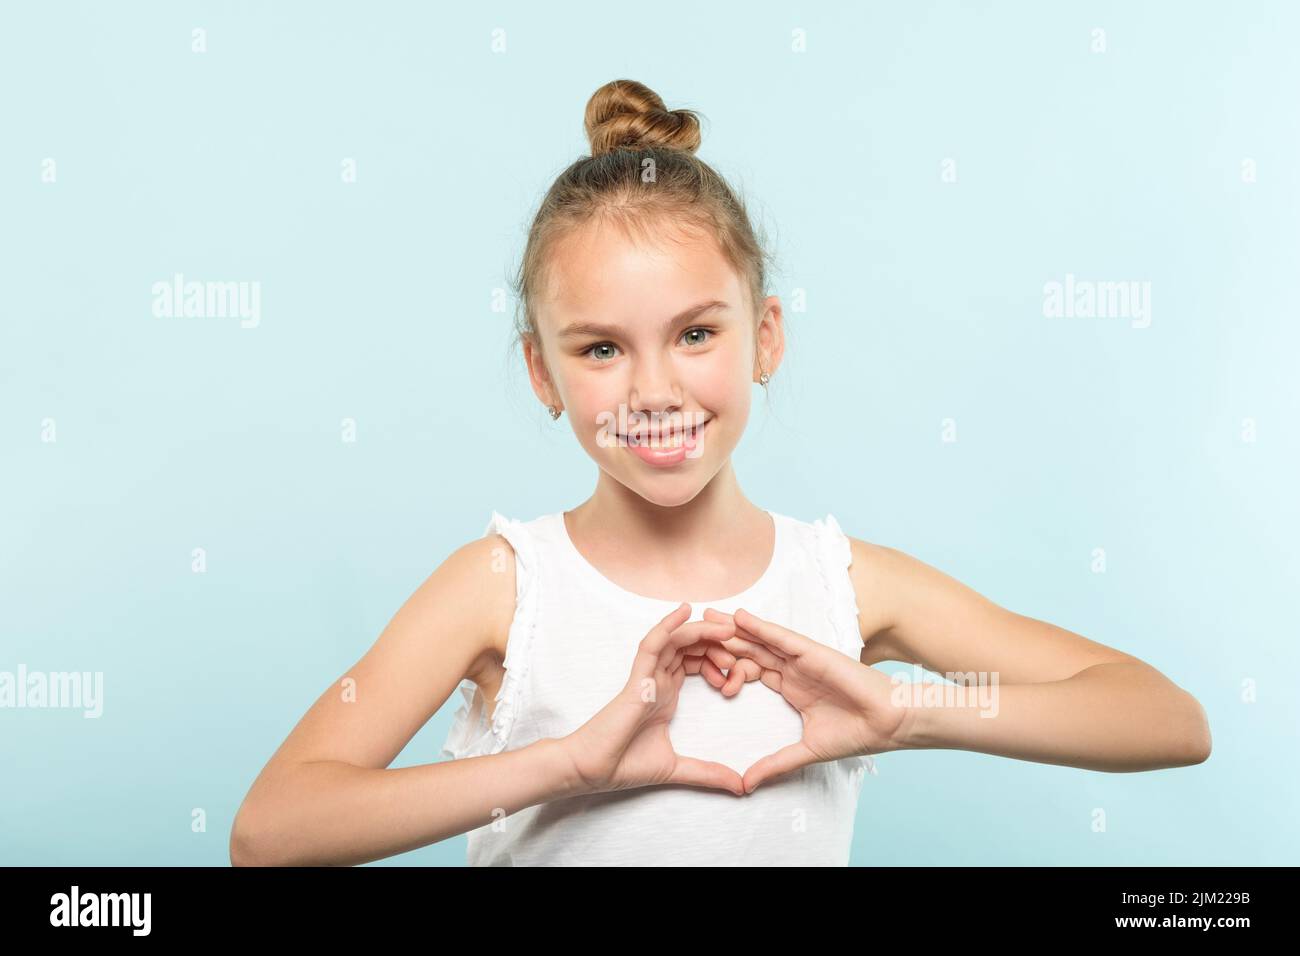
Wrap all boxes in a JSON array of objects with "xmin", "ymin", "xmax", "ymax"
[{"xmin": 2, "ymin": 0, "xmax": 1296, "ymax": 865}]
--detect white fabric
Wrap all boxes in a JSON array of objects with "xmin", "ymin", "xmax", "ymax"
[{"xmin": 440, "ymin": 509, "xmax": 877, "ymax": 866}]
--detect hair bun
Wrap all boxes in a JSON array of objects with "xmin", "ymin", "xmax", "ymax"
[{"xmin": 583, "ymin": 79, "xmax": 703, "ymax": 156}]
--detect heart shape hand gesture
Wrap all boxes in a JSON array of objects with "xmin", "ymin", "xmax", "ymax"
[
  {"xmin": 560, "ymin": 603, "xmax": 911, "ymax": 799},
  {"xmin": 559, "ymin": 602, "xmax": 749, "ymax": 797},
  {"xmin": 704, "ymin": 606, "xmax": 911, "ymax": 794}
]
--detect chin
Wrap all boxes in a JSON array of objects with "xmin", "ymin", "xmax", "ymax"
[
  {"xmin": 607, "ymin": 465, "xmax": 713, "ymax": 509},
  {"xmin": 635, "ymin": 485, "xmax": 704, "ymax": 509}
]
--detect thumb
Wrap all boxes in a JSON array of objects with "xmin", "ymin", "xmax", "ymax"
[
  {"xmin": 668, "ymin": 756, "xmax": 745, "ymax": 797},
  {"xmin": 742, "ymin": 742, "xmax": 812, "ymax": 794}
]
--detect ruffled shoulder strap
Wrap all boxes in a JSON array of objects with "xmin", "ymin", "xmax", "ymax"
[
  {"xmin": 809, "ymin": 514, "xmax": 865, "ymax": 660},
  {"xmin": 809, "ymin": 513, "xmax": 878, "ymax": 778},
  {"xmin": 439, "ymin": 511, "xmax": 541, "ymax": 761}
]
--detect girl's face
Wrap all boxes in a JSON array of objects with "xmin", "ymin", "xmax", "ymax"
[{"xmin": 526, "ymin": 218, "xmax": 783, "ymax": 508}]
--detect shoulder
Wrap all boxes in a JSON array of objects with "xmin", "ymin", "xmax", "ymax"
[
  {"xmin": 423, "ymin": 531, "xmax": 519, "ymax": 681},
  {"xmin": 839, "ymin": 528, "xmax": 964, "ymax": 664},
  {"xmin": 843, "ymin": 534, "xmax": 900, "ymax": 654},
  {"xmin": 791, "ymin": 512, "xmax": 898, "ymax": 656},
  {"xmin": 843, "ymin": 535, "xmax": 1009, "ymax": 667}
]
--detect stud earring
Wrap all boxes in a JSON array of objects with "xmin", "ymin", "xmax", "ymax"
[
  {"xmin": 759, "ymin": 370, "xmax": 771, "ymax": 387},
  {"xmin": 547, "ymin": 404, "xmax": 562, "ymax": 420}
]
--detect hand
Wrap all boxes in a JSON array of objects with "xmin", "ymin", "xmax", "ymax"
[
  {"xmin": 559, "ymin": 603, "xmax": 748, "ymax": 797},
  {"xmin": 704, "ymin": 606, "xmax": 911, "ymax": 794}
]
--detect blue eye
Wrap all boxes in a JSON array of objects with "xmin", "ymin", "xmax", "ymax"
[{"xmin": 583, "ymin": 327, "xmax": 714, "ymax": 362}]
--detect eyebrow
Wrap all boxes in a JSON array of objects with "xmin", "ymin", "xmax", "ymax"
[{"xmin": 557, "ymin": 300, "xmax": 729, "ymax": 340}]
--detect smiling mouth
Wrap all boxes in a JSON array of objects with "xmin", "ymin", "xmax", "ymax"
[{"xmin": 618, "ymin": 418, "xmax": 710, "ymax": 448}]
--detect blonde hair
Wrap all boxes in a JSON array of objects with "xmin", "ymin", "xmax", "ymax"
[{"xmin": 510, "ymin": 79, "xmax": 775, "ymax": 371}]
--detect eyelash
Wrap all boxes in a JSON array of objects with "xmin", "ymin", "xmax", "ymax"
[{"xmin": 583, "ymin": 327, "xmax": 716, "ymax": 362}]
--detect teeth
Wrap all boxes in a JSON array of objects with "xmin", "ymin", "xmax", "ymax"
[{"xmin": 626, "ymin": 422, "xmax": 703, "ymax": 449}]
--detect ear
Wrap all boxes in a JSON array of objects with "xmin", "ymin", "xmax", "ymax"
[
  {"xmin": 753, "ymin": 295, "xmax": 786, "ymax": 381},
  {"xmin": 522, "ymin": 334, "xmax": 562, "ymax": 411}
]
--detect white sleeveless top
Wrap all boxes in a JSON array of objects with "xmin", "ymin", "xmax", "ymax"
[{"xmin": 440, "ymin": 509, "xmax": 878, "ymax": 866}]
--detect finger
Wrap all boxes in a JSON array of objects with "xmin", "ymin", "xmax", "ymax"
[
  {"xmin": 737, "ymin": 658, "xmax": 764, "ymax": 683},
  {"xmin": 699, "ymin": 656, "xmax": 727, "ymax": 689},
  {"xmin": 704, "ymin": 645, "xmax": 737, "ymax": 671},
  {"xmin": 704, "ymin": 651, "xmax": 760, "ymax": 696},
  {"xmin": 643, "ymin": 602, "xmax": 694, "ymax": 656},
  {"xmin": 645, "ymin": 619, "xmax": 712, "ymax": 672},
  {"xmin": 719, "ymin": 634, "xmax": 786, "ymax": 671},
  {"xmin": 671, "ymin": 639, "xmax": 719, "ymax": 673},
  {"xmin": 674, "ymin": 642, "xmax": 706, "ymax": 675},
  {"xmin": 758, "ymin": 666, "xmax": 782, "ymax": 695},
  {"xmin": 700, "ymin": 656, "xmax": 746, "ymax": 696},
  {"xmin": 701, "ymin": 607, "xmax": 733, "ymax": 625},
  {"xmin": 717, "ymin": 658, "xmax": 764, "ymax": 689},
  {"xmin": 742, "ymin": 741, "xmax": 814, "ymax": 794},
  {"xmin": 683, "ymin": 649, "xmax": 737, "ymax": 682},
  {"xmin": 669, "ymin": 756, "xmax": 745, "ymax": 797},
  {"xmin": 671, "ymin": 639, "xmax": 731, "ymax": 674},
  {"xmin": 722, "ymin": 662, "xmax": 745, "ymax": 696},
  {"xmin": 733, "ymin": 607, "xmax": 807, "ymax": 658},
  {"xmin": 655, "ymin": 620, "xmax": 736, "ymax": 671},
  {"xmin": 668, "ymin": 637, "xmax": 734, "ymax": 678},
  {"xmin": 696, "ymin": 644, "xmax": 739, "ymax": 691},
  {"xmin": 676, "ymin": 620, "xmax": 737, "ymax": 642},
  {"xmin": 678, "ymin": 641, "xmax": 736, "ymax": 671}
]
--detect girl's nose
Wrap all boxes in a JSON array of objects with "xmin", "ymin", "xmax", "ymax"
[{"xmin": 628, "ymin": 359, "xmax": 682, "ymax": 412}]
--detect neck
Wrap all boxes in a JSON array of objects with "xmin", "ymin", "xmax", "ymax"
[{"xmin": 569, "ymin": 460, "xmax": 766, "ymax": 561}]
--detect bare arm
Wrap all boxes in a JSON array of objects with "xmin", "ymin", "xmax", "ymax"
[
  {"xmin": 848, "ymin": 538, "xmax": 1212, "ymax": 771},
  {"xmin": 229, "ymin": 533, "xmax": 584, "ymax": 867},
  {"xmin": 899, "ymin": 660, "xmax": 1211, "ymax": 771}
]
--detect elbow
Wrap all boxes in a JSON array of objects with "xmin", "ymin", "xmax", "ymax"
[
  {"xmin": 230, "ymin": 804, "xmax": 274, "ymax": 867},
  {"xmin": 229, "ymin": 810, "xmax": 257, "ymax": 867},
  {"xmin": 1178, "ymin": 692, "xmax": 1213, "ymax": 766}
]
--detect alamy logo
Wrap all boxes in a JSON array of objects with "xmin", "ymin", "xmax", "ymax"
[
  {"xmin": 0, "ymin": 664, "xmax": 103, "ymax": 718},
  {"xmin": 151, "ymin": 272, "xmax": 261, "ymax": 328},
  {"xmin": 594, "ymin": 406, "xmax": 709, "ymax": 458},
  {"xmin": 49, "ymin": 886, "xmax": 151, "ymax": 936},
  {"xmin": 1042, "ymin": 273, "xmax": 1151, "ymax": 328},
  {"xmin": 889, "ymin": 665, "xmax": 1000, "ymax": 717}
]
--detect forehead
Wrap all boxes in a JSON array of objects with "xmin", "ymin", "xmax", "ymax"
[{"xmin": 538, "ymin": 217, "xmax": 743, "ymax": 326}]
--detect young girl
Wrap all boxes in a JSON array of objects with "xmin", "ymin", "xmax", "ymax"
[{"xmin": 230, "ymin": 79, "xmax": 1212, "ymax": 867}]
